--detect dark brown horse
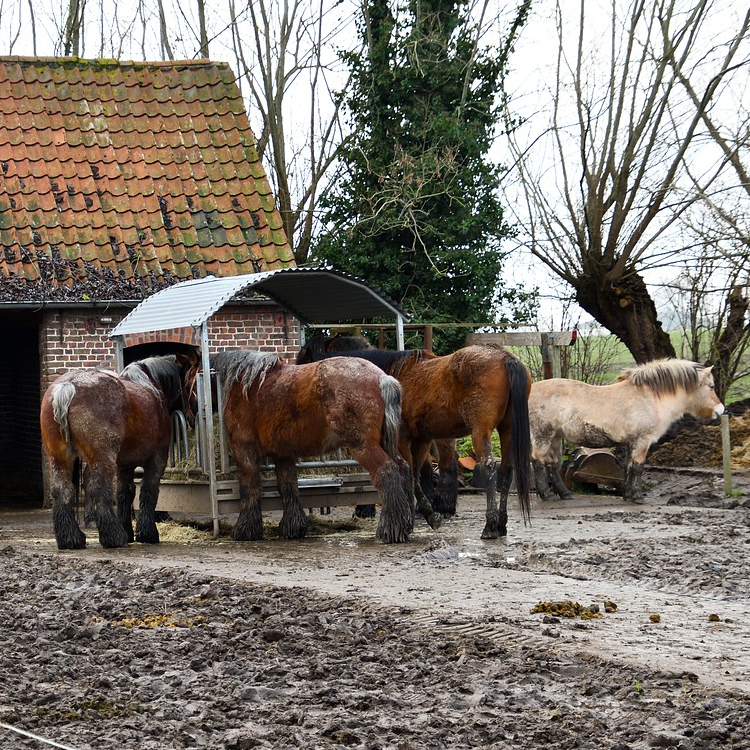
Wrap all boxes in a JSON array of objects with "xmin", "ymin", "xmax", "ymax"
[
  {"xmin": 40, "ymin": 355, "xmax": 189, "ymax": 550},
  {"xmin": 297, "ymin": 336, "xmax": 460, "ymax": 518},
  {"xmin": 209, "ymin": 350, "xmax": 414, "ymax": 544},
  {"xmin": 297, "ymin": 344, "xmax": 533, "ymax": 538}
]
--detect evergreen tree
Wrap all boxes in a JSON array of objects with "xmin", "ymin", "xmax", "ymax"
[{"xmin": 312, "ymin": 0, "xmax": 534, "ymax": 352}]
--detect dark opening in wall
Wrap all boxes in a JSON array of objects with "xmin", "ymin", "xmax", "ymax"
[{"xmin": 0, "ymin": 313, "xmax": 43, "ymax": 507}]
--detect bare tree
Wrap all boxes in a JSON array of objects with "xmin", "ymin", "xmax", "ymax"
[
  {"xmin": 156, "ymin": 0, "xmax": 175, "ymax": 60},
  {"xmin": 63, "ymin": 0, "xmax": 86, "ymax": 55},
  {"xmin": 228, "ymin": 0, "xmax": 351, "ymax": 262},
  {"xmin": 501, "ymin": 0, "xmax": 750, "ymax": 364}
]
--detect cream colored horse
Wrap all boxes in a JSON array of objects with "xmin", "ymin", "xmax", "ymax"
[{"xmin": 529, "ymin": 359, "xmax": 724, "ymax": 503}]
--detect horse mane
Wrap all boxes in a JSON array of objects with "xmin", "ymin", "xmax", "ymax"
[
  {"xmin": 618, "ymin": 358, "xmax": 704, "ymax": 394},
  {"xmin": 211, "ymin": 350, "xmax": 282, "ymax": 397},
  {"xmin": 121, "ymin": 355, "xmax": 183, "ymax": 410}
]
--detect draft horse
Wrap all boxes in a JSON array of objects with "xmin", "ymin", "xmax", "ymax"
[
  {"xmin": 209, "ymin": 350, "xmax": 414, "ymax": 544},
  {"xmin": 298, "ymin": 344, "xmax": 533, "ymax": 539},
  {"xmin": 40, "ymin": 355, "xmax": 189, "ymax": 550},
  {"xmin": 297, "ymin": 336, "xmax": 460, "ymax": 517},
  {"xmin": 529, "ymin": 358, "xmax": 725, "ymax": 503}
]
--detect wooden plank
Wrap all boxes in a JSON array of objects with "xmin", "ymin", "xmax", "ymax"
[
  {"xmin": 149, "ymin": 475, "xmax": 378, "ymax": 515},
  {"xmin": 465, "ymin": 331, "xmax": 577, "ymax": 347}
]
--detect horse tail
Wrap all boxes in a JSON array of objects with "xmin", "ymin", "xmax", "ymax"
[
  {"xmin": 50, "ymin": 381, "xmax": 77, "ymax": 444},
  {"xmin": 379, "ymin": 374, "xmax": 403, "ymax": 459},
  {"xmin": 506, "ymin": 354, "xmax": 533, "ymax": 525}
]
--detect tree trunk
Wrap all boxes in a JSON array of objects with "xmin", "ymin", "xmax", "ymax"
[
  {"xmin": 712, "ymin": 285, "xmax": 749, "ymax": 402},
  {"xmin": 574, "ymin": 271, "xmax": 676, "ymax": 363}
]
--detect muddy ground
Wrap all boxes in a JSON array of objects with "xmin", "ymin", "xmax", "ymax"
[{"xmin": 2, "ymin": 464, "xmax": 750, "ymax": 750}]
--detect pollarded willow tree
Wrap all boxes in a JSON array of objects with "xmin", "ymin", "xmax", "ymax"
[
  {"xmin": 501, "ymin": 0, "xmax": 750, "ymax": 370},
  {"xmin": 312, "ymin": 0, "xmax": 536, "ymax": 352}
]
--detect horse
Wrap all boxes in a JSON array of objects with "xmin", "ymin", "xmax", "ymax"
[
  {"xmin": 529, "ymin": 358, "xmax": 725, "ymax": 503},
  {"xmin": 297, "ymin": 344, "xmax": 533, "ymax": 539},
  {"xmin": 299, "ymin": 332, "xmax": 374, "ymax": 356},
  {"xmin": 40, "ymin": 355, "xmax": 191, "ymax": 550},
  {"xmin": 206, "ymin": 350, "xmax": 414, "ymax": 544},
  {"xmin": 297, "ymin": 335, "xmax": 460, "ymax": 518}
]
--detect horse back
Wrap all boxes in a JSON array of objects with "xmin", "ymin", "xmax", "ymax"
[
  {"xmin": 41, "ymin": 370, "xmax": 129, "ymax": 464},
  {"xmin": 529, "ymin": 377, "xmax": 658, "ymax": 446},
  {"xmin": 223, "ymin": 358, "xmax": 389, "ymax": 458}
]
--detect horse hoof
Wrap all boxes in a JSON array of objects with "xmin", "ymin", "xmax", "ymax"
[
  {"xmin": 232, "ymin": 530, "xmax": 263, "ymax": 542},
  {"xmin": 426, "ymin": 512, "xmax": 442, "ymax": 530},
  {"xmin": 353, "ymin": 505, "xmax": 376, "ymax": 519},
  {"xmin": 481, "ymin": 526, "xmax": 498, "ymax": 540},
  {"xmin": 98, "ymin": 528, "xmax": 130, "ymax": 549},
  {"xmin": 280, "ymin": 527, "xmax": 308, "ymax": 540},
  {"xmin": 376, "ymin": 529, "xmax": 409, "ymax": 544},
  {"xmin": 135, "ymin": 531, "xmax": 160, "ymax": 544},
  {"xmin": 56, "ymin": 536, "xmax": 86, "ymax": 550}
]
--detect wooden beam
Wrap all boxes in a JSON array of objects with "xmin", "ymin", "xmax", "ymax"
[{"xmin": 464, "ymin": 331, "xmax": 577, "ymax": 347}]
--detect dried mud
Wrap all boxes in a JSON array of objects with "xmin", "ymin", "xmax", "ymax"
[{"xmin": 2, "ymin": 465, "xmax": 750, "ymax": 749}]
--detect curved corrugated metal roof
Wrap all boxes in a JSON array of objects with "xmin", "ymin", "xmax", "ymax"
[{"xmin": 110, "ymin": 267, "xmax": 409, "ymax": 337}]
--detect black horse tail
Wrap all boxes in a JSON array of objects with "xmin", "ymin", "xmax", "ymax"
[
  {"xmin": 379, "ymin": 374, "xmax": 403, "ymax": 459},
  {"xmin": 50, "ymin": 381, "xmax": 77, "ymax": 444},
  {"xmin": 506, "ymin": 354, "xmax": 533, "ymax": 525}
]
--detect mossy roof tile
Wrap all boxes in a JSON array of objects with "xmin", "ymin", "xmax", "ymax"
[{"xmin": 0, "ymin": 57, "xmax": 292, "ymax": 300}]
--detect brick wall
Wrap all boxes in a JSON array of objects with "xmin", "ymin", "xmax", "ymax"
[
  {"xmin": 207, "ymin": 306, "xmax": 300, "ymax": 361},
  {"xmin": 39, "ymin": 304, "xmax": 301, "ymax": 388},
  {"xmin": 40, "ymin": 310, "xmax": 125, "ymax": 388}
]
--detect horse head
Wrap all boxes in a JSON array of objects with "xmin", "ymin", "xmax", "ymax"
[
  {"xmin": 694, "ymin": 364, "xmax": 725, "ymax": 420},
  {"xmin": 296, "ymin": 333, "xmax": 374, "ymax": 364},
  {"xmin": 622, "ymin": 358, "xmax": 725, "ymax": 421},
  {"xmin": 121, "ymin": 353, "xmax": 199, "ymax": 415},
  {"xmin": 177, "ymin": 350, "xmax": 203, "ymax": 426}
]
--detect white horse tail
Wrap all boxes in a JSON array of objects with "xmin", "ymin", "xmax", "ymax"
[
  {"xmin": 50, "ymin": 381, "xmax": 77, "ymax": 444},
  {"xmin": 379, "ymin": 374, "xmax": 403, "ymax": 459}
]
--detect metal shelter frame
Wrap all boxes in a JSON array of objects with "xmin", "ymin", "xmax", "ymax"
[{"xmin": 109, "ymin": 268, "xmax": 409, "ymax": 536}]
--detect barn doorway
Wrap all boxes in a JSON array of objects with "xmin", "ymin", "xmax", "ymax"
[{"xmin": 0, "ymin": 312, "xmax": 43, "ymax": 508}]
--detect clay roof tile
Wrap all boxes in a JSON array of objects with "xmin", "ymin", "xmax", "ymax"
[{"xmin": 0, "ymin": 57, "xmax": 292, "ymax": 300}]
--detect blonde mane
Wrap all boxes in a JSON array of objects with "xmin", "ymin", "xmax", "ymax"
[{"xmin": 617, "ymin": 358, "xmax": 704, "ymax": 394}]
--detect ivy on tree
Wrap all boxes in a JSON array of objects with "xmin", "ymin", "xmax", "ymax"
[{"xmin": 312, "ymin": 0, "xmax": 535, "ymax": 352}]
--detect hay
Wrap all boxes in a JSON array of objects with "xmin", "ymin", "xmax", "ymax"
[{"xmin": 155, "ymin": 512, "xmax": 372, "ymax": 544}]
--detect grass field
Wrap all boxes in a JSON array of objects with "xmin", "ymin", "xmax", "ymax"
[{"xmin": 506, "ymin": 328, "xmax": 750, "ymax": 404}]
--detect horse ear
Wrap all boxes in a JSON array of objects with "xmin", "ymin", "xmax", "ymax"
[{"xmin": 176, "ymin": 349, "xmax": 201, "ymax": 372}]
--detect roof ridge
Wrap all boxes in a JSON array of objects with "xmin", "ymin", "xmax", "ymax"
[{"xmin": 0, "ymin": 56, "xmax": 225, "ymax": 69}]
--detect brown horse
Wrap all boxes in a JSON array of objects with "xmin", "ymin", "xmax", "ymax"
[
  {"xmin": 40, "ymin": 355, "xmax": 189, "ymax": 550},
  {"xmin": 297, "ymin": 344, "xmax": 533, "ymax": 538},
  {"xmin": 209, "ymin": 350, "xmax": 414, "ymax": 544},
  {"xmin": 530, "ymin": 358, "xmax": 725, "ymax": 503},
  {"xmin": 297, "ymin": 334, "xmax": 460, "ymax": 518}
]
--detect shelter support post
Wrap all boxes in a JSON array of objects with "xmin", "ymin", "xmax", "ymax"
[
  {"xmin": 396, "ymin": 316, "xmax": 405, "ymax": 350},
  {"xmin": 114, "ymin": 339, "xmax": 124, "ymax": 371},
  {"xmin": 199, "ymin": 323, "xmax": 220, "ymax": 537}
]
